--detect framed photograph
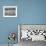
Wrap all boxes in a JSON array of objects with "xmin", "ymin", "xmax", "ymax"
[
  {"xmin": 3, "ymin": 6, "xmax": 17, "ymax": 17},
  {"xmin": 18, "ymin": 24, "xmax": 46, "ymax": 42}
]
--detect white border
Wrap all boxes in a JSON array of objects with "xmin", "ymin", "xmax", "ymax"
[
  {"xmin": 3, "ymin": 6, "xmax": 17, "ymax": 17},
  {"xmin": 18, "ymin": 25, "xmax": 20, "ymax": 43}
]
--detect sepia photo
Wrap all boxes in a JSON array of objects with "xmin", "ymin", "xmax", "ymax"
[{"xmin": 3, "ymin": 6, "xmax": 17, "ymax": 17}]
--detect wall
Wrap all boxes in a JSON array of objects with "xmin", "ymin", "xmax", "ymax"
[
  {"xmin": 0, "ymin": 0, "xmax": 18, "ymax": 44},
  {"xmin": 0, "ymin": 0, "xmax": 46, "ymax": 44}
]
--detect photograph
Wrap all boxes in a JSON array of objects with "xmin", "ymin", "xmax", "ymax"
[
  {"xmin": 18, "ymin": 24, "xmax": 46, "ymax": 46},
  {"xmin": 3, "ymin": 6, "xmax": 17, "ymax": 17}
]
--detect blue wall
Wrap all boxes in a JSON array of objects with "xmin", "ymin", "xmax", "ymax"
[{"xmin": 0, "ymin": 0, "xmax": 46, "ymax": 44}]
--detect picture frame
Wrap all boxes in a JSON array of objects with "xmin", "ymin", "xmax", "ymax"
[
  {"xmin": 18, "ymin": 24, "xmax": 46, "ymax": 42},
  {"xmin": 3, "ymin": 6, "xmax": 17, "ymax": 17}
]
